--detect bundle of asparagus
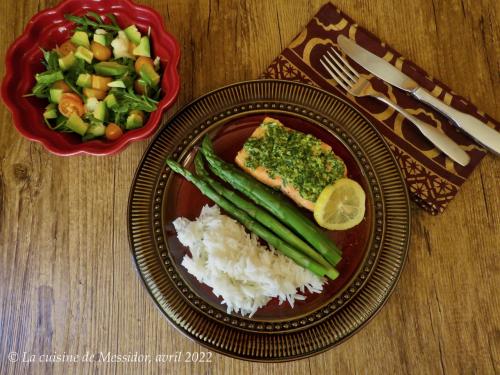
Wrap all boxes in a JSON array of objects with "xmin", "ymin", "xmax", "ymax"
[{"xmin": 165, "ymin": 136, "xmax": 342, "ymax": 280}]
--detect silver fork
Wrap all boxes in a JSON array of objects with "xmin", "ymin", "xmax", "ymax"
[{"xmin": 320, "ymin": 48, "xmax": 470, "ymax": 167}]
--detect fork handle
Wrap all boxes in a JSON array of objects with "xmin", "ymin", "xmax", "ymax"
[
  {"xmin": 412, "ymin": 88, "xmax": 500, "ymax": 155},
  {"xmin": 373, "ymin": 94, "xmax": 471, "ymax": 166}
]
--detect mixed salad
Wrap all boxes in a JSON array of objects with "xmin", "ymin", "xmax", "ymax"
[{"xmin": 30, "ymin": 12, "xmax": 162, "ymax": 141}]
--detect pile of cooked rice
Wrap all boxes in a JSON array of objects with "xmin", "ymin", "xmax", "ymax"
[{"xmin": 173, "ymin": 205, "xmax": 325, "ymax": 317}]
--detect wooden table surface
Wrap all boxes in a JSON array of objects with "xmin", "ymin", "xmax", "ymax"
[{"xmin": 1, "ymin": 1, "xmax": 498, "ymax": 374}]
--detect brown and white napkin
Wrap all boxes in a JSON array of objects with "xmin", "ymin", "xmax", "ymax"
[{"xmin": 263, "ymin": 2, "xmax": 499, "ymax": 214}]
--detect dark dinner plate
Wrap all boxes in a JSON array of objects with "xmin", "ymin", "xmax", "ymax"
[{"xmin": 128, "ymin": 80, "xmax": 410, "ymax": 361}]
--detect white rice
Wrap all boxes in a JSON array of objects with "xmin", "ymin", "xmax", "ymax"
[{"xmin": 173, "ymin": 205, "xmax": 325, "ymax": 317}]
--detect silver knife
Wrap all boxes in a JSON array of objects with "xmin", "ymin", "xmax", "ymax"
[{"xmin": 338, "ymin": 35, "xmax": 500, "ymax": 155}]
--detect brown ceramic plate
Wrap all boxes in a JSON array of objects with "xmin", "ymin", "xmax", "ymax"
[{"xmin": 128, "ymin": 80, "xmax": 410, "ymax": 361}]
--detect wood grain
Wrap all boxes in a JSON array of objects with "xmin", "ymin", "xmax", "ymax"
[{"xmin": 0, "ymin": 0, "xmax": 498, "ymax": 374}]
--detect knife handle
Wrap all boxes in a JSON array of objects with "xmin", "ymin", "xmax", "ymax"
[
  {"xmin": 374, "ymin": 95, "xmax": 470, "ymax": 166},
  {"xmin": 412, "ymin": 87, "xmax": 500, "ymax": 155}
]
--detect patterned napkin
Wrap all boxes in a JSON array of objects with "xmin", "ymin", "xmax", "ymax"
[{"xmin": 262, "ymin": 2, "xmax": 499, "ymax": 214}]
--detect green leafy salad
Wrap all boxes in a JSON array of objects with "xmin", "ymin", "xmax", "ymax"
[{"xmin": 30, "ymin": 12, "xmax": 162, "ymax": 141}]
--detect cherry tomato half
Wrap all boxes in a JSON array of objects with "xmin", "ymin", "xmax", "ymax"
[
  {"xmin": 52, "ymin": 80, "xmax": 72, "ymax": 93},
  {"xmin": 58, "ymin": 93, "xmax": 84, "ymax": 117},
  {"xmin": 57, "ymin": 40, "xmax": 76, "ymax": 57},
  {"xmin": 83, "ymin": 87, "xmax": 107, "ymax": 100},
  {"xmin": 90, "ymin": 41, "xmax": 112, "ymax": 61},
  {"xmin": 105, "ymin": 123, "xmax": 123, "ymax": 141},
  {"xmin": 91, "ymin": 75, "xmax": 112, "ymax": 91},
  {"xmin": 134, "ymin": 56, "xmax": 154, "ymax": 74},
  {"xmin": 134, "ymin": 79, "xmax": 147, "ymax": 95}
]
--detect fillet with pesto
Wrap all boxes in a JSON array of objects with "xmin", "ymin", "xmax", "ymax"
[{"xmin": 235, "ymin": 117, "xmax": 347, "ymax": 211}]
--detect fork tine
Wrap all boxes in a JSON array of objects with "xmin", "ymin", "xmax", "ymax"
[
  {"xmin": 320, "ymin": 60, "xmax": 348, "ymax": 90},
  {"xmin": 326, "ymin": 50, "xmax": 358, "ymax": 82},
  {"xmin": 330, "ymin": 48, "xmax": 360, "ymax": 78},
  {"xmin": 320, "ymin": 57, "xmax": 352, "ymax": 91}
]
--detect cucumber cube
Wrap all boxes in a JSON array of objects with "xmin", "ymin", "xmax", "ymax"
[
  {"xmin": 124, "ymin": 25, "xmax": 142, "ymax": 45},
  {"xmin": 49, "ymin": 88, "xmax": 63, "ymax": 104},
  {"xmin": 66, "ymin": 113, "xmax": 89, "ymax": 136},
  {"xmin": 93, "ymin": 101, "xmax": 107, "ymax": 121},
  {"xmin": 76, "ymin": 73, "xmax": 92, "ymax": 88},
  {"xmin": 132, "ymin": 36, "xmax": 150, "ymax": 57},
  {"xmin": 71, "ymin": 31, "xmax": 90, "ymax": 48},
  {"xmin": 93, "ymin": 33, "xmax": 107, "ymax": 46},
  {"xmin": 75, "ymin": 46, "xmax": 93, "ymax": 64},
  {"xmin": 58, "ymin": 52, "xmax": 76, "ymax": 70}
]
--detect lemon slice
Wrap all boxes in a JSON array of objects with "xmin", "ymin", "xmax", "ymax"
[{"xmin": 314, "ymin": 178, "xmax": 366, "ymax": 230}]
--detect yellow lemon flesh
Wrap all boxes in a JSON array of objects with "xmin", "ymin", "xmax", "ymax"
[{"xmin": 314, "ymin": 178, "xmax": 366, "ymax": 230}]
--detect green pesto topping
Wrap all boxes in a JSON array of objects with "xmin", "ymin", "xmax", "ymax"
[{"xmin": 244, "ymin": 122, "xmax": 345, "ymax": 202}]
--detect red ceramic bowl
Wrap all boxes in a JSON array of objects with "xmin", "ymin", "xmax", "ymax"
[{"xmin": 1, "ymin": 0, "xmax": 180, "ymax": 156}]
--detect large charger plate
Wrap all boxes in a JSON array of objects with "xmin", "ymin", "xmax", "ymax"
[{"xmin": 128, "ymin": 80, "xmax": 411, "ymax": 361}]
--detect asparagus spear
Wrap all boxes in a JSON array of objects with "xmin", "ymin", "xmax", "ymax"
[
  {"xmin": 200, "ymin": 136, "xmax": 342, "ymax": 266},
  {"xmin": 166, "ymin": 159, "xmax": 339, "ymax": 280},
  {"xmin": 194, "ymin": 152, "xmax": 333, "ymax": 269}
]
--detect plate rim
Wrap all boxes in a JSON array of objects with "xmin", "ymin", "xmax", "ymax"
[{"xmin": 127, "ymin": 79, "xmax": 411, "ymax": 361}]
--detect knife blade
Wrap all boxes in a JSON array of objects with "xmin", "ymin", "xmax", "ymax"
[{"xmin": 337, "ymin": 35, "xmax": 500, "ymax": 155}]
